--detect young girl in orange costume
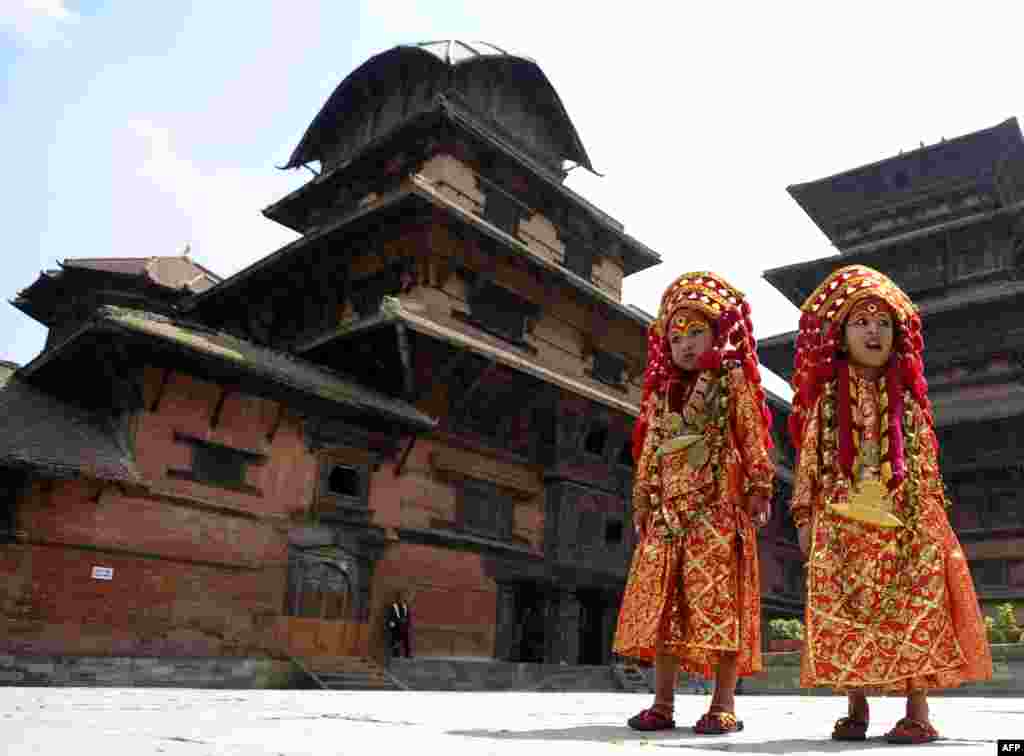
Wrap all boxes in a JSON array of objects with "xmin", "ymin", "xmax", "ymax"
[
  {"xmin": 790, "ymin": 265, "xmax": 992, "ymax": 744},
  {"xmin": 614, "ymin": 272, "xmax": 775, "ymax": 734}
]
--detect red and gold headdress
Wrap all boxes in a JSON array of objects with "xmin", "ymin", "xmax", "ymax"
[
  {"xmin": 633, "ymin": 271, "xmax": 772, "ymax": 460},
  {"xmin": 789, "ymin": 264, "xmax": 932, "ymax": 491}
]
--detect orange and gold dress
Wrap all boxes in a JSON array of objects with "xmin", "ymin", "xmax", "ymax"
[
  {"xmin": 613, "ymin": 366, "xmax": 774, "ymax": 678},
  {"xmin": 793, "ymin": 370, "xmax": 992, "ymax": 691}
]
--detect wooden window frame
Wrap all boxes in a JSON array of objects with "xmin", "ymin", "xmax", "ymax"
[
  {"xmin": 168, "ymin": 432, "xmax": 266, "ymax": 496},
  {"xmin": 318, "ymin": 460, "xmax": 370, "ymax": 514}
]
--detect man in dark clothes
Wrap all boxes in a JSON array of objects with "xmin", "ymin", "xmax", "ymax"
[{"xmin": 386, "ymin": 591, "xmax": 412, "ymax": 658}]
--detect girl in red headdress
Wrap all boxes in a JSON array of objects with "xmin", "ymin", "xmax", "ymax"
[
  {"xmin": 613, "ymin": 272, "xmax": 775, "ymax": 735},
  {"xmin": 789, "ymin": 265, "xmax": 992, "ymax": 745}
]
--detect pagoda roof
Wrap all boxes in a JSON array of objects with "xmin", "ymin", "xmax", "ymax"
[
  {"xmin": 285, "ymin": 41, "xmax": 593, "ymax": 174},
  {"xmin": 0, "ymin": 362, "xmax": 140, "ymax": 484},
  {"xmin": 61, "ymin": 256, "xmax": 221, "ymax": 291},
  {"xmin": 19, "ymin": 306, "xmax": 436, "ymax": 433},
  {"xmin": 299, "ymin": 296, "xmax": 641, "ymax": 417},
  {"xmin": 13, "ymin": 255, "xmax": 222, "ymax": 327},
  {"xmin": 757, "ymin": 278, "xmax": 1024, "ymax": 382},
  {"xmin": 788, "ymin": 117, "xmax": 1024, "ymax": 249},
  {"xmin": 188, "ymin": 175, "xmax": 654, "ymax": 332},
  {"xmin": 265, "ymin": 96, "xmax": 659, "ymax": 277}
]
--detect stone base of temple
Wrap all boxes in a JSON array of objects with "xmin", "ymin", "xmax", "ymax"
[
  {"xmin": 1, "ymin": 646, "xmax": 1020, "ymax": 694},
  {"xmin": 0, "ymin": 655, "xmax": 302, "ymax": 688}
]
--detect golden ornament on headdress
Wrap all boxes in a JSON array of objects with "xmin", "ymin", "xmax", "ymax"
[
  {"xmin": 654, "ymin": 271, "xmax": 745, "ymax": 336},
  {"xmin": 800, "ymin": 265, "xmax": 916, "ymax": 327}
]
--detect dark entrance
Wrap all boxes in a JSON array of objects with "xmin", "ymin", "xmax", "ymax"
[
  {"xmin": 513, "ymin": 583, "xmax": 547, "ymax": 663},
  {"xmin": 577, "ymin": 588, "xmax": 613, "ymax": 665}
]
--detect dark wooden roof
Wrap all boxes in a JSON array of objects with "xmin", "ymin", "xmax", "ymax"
[
  {"xmin": 0, "ymin": 362, "xmax": 140, "ymax": 483},
  {"xmin": 14, "ymin": 255, "xmax": 221, "ymax": 327},
  {"xmin": 284, "ymin": 41, "xmax": 593, "ymax": 176},
  {"xmin": 299, "ymin": 296, "xmax": 642, "ymax": 417},
  {"xmin": 62, "ymin": 256, "xmax": 221, "ymax": 291},
  {"xmin": 788, "ymin": 118, "xmax": 1024, "ymax": 250},
  {"xmin": 19, "ymin": 306, "xmax": 436, "ymax": 433},
  {"xmin": 265, "ymin": 96, "xmax": 658, "ymax": 277},
  {"xmin": 188, "ymin": 177, "xmax": 654, "ymax": 331}
]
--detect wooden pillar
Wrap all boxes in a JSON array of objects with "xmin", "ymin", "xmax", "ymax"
[{"xmin": 493, "ymin": 584, "xmax": 518, "ymax": 662}]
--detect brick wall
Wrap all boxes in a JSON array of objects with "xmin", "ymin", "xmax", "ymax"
[{"xmin": 0, "ymin": 366, "xmax": 322, "ymax": 657}]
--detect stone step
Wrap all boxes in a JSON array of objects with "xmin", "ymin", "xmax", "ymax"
[{"xmin": 300, "ymin": 656, "xmax": 404, "ymax": 691}]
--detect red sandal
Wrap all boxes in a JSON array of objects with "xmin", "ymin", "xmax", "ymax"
[
  {"xmin": 832, "ymin": 716, "xmax": 869, "ymax": 741},
  {"xmin": 885, "ymin": 717, "xmax": 939, "ymax": 744},
  {"xmin": 694, "ymin": 708, "xmax": 743, "ymax": 734},
  {"xmin": 627, "ymin": 707, "xmax": 676, "ymax": 731}
]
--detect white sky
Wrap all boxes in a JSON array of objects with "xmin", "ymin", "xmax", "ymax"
[{"xmin": 5, "ymin": 1, "xmax": 1024, "ymax": 400}]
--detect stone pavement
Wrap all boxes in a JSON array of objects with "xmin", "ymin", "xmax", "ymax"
[{"xmin": 2, "ymin": 688, "xmax": 1020, "ymax": 755}]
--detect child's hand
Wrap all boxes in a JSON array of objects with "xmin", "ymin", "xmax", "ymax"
[
  {"xmin": 798, "ymin": 525, "xmax": 810, "ymax": 557},
  {"xmin": 748, "ymin": 494, "xmax": 770, "ymax": 528},
  {"xmin": 633, "ymin": 510, "xmax": 650, "ymax": 540}
]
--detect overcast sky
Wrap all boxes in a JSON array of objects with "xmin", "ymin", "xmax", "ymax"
[{"xmin": 5, "ymin": 1, "xmax": 1024, "ymax": 399}]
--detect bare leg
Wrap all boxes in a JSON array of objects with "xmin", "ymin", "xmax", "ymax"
[
  {"xmin": 847, "ymin": 690, "xmax": 869, "ymax": 723},
  {"xmin": 710, "ymin": 653, "xmax": 738, "ymax": 713},
  {"xmin": 906, "ymin": 690, "xmax": 929, "ymax": 723},
  {"xmin": 653, "ymin": 651, "xmax": 680, "ymax": 716}
]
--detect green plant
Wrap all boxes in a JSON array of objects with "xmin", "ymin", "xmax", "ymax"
[
  {"xmin": 986, "ymin": 602, "xmax": 1022, "ymax": 644},
  {"xmin": 768, "ymin": 618, "xmax": 805, "ymax": 641}
]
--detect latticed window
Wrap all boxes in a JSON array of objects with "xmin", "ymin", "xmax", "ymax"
[
  {"xmin": 563, "ymin": 241, "xmax": 594, "ymax": 280},
  {"xmin": 970, "ymin": 559, "xmax": 1006, "ymax": 588},
  {"xmin": 192, "ymin": 444, "xmax": 247, "ymax": 488},
  {"xmin": 583, "ymin": 423, "xmax": 608, "ymax": 457},
  {"xmin": 351, "ymin": 258, "xmax": 414, "ymax": 317},
  {"xmin": 169, "ymin": 433, "xmax": 264, "ymax": 495},
  {"xmin": 457, "ymin": 477, "xmax": 513, "ymax": 540},
  {"xmin": 592, "ymin": 350, "xmax": 625, "ymax": 387},
  {"xmin": 0, "ymin": 468, "xmax": 24, "ymax": 543},
  {"xmin": 483, "ymin": 187, "xmax": 522, "ymax": 235},
  {"xmin": 319, "ymin": 461, "xmax": 369, "ymax": 512},
  {"xmin": 467, "ymin": 280, "xmax": 536, "ymax": 344}
]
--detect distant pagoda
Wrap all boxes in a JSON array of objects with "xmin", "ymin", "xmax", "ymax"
[{"xmin": 760, "ymin": 117, "xmax": 1024, "ymax": 606}]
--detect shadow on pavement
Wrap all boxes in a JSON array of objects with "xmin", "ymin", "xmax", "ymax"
[
  {"xmin": 447, "ymin": 724, "xmax": 698, "ymax": 743},
  {"xmin": 448, "ymin": 727, "xmax": 993, "ymax": 752}
]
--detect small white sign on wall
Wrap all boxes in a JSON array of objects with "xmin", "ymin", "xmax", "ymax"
[{"xmin": 91, "ymin": 566, "xmax": 114, "ymax": 581}]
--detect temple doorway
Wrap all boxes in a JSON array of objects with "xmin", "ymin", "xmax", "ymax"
[
  {"xmin": 577, "ymin": 588, "xmax": 614, "ymax": 665},
  {"xmin": 513, "ymin": 583, "xmax": 546, "ymax": 663}
]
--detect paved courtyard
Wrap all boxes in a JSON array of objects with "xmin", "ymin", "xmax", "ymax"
[{"xmin": 2, "ymin": 688, "xmax": 1020, "ymax": 755}]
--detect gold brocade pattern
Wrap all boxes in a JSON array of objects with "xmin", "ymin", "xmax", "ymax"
[
  {"xmin": 792, "ymin": 376, "xmax": 993, "ymax": 692},
  {"xmin": 613, "ymin": 368, "xmax": 774, "ymax": 678}
]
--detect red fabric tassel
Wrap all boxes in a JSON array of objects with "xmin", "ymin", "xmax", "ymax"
[
  {"xmin": 631, "ymin": 416, "xmax": 648, "ymax": 463},
  {"xmin": 885, "ymin": 361, "xmax": 906, "ymax": 492},
  {"xmin": 837, "ymin": 359, "xmax": 855, "ymax": 480}
]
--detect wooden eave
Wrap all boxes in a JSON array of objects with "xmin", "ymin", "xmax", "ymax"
[
  {"xmin": 188, "ymin": 176, "xmax": 653, "ymax": 336},
  {"xmin": 284, "ymin": 44, "xmax": 594, "ymax": 173},
  {"xmin": 298, "ymin": 298, "xmax": 641, "ymax": 418},
  {"xmin": 764, "ymin": 199, "xmax": 1024, "ymax": 308},
  {"xmin": 758, "ymin": 281, "xmax": 1024, "ymax": 383},
  {"xmin": 19, "ymin": 307, "xmax": 436, "ymax": 434},
  {"xmin": 263, "ymin": 96, "xmax": 660, "ymax": 276},
  {"xmin": 787, "ymin": 117, "xmax": 1023, "ymax": 245}
]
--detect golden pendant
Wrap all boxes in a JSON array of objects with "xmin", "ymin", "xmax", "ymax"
[{"xmin": 828, "ymin": 477, "xmax": 903, "ymax": 528}]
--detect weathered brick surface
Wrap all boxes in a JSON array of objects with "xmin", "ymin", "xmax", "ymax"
[
  {"xmin": 0, "ymin": 366, "xmax": 321, "ymax": 658},
  {"xmin": 0, "ymin": 540, "xmax": 285, "ymax": 656},
  {"xmin": 137, "ymin": 367, "xmax": 318, "ymax": 520},
  {"xmin": 371, "ymin": 542, "xmax": 497, "ymax": 658}
]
